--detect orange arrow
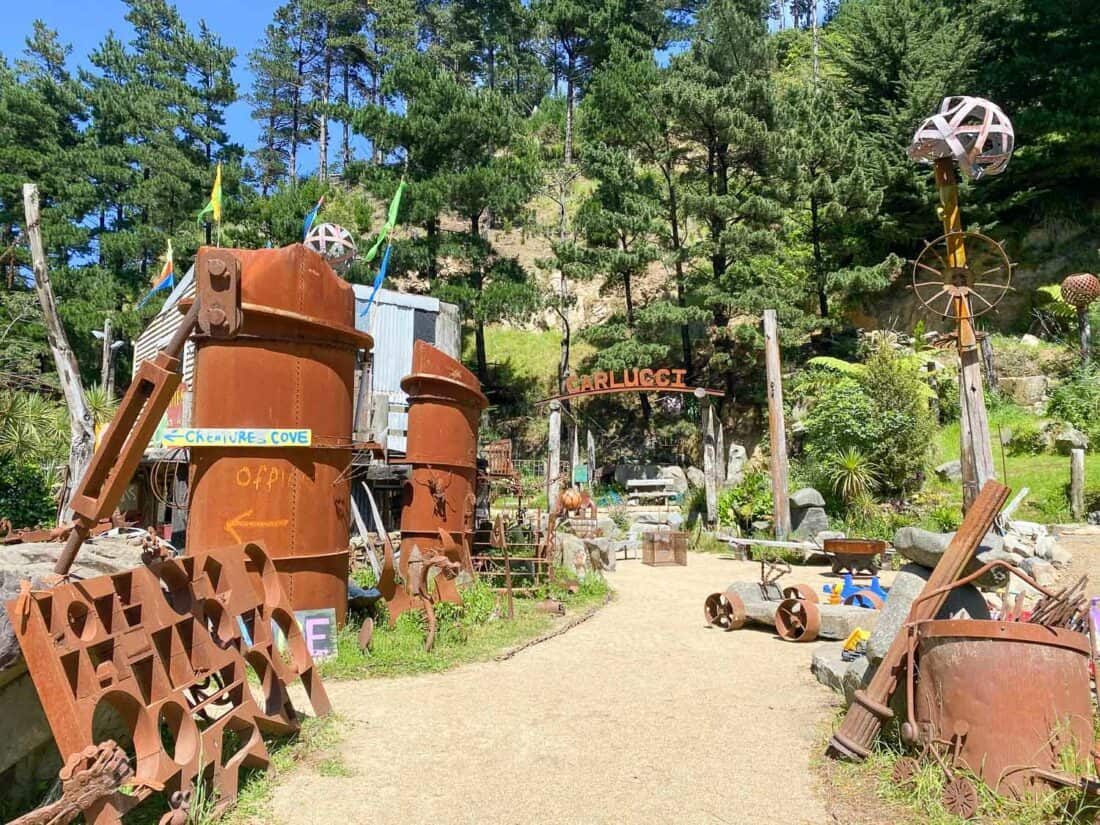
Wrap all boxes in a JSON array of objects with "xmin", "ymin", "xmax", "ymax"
[{"xmin": 224, "ymin": 509, "xmax": 289, "ymax": 543}]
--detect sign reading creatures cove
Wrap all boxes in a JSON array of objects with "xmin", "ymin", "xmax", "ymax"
[{"xmin": 536, "ymin": 367, "xmax": 723, "ymax": 405}]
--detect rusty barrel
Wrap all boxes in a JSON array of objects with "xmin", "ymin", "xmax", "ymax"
[
  {"xmin": 187, "ymin": 244, "xmax": 372, "ymax": 627},
  {"xmin": 399, "ymin": 341, "xmax": 488, "ymax": 563},
  {"xmin": 913, "ymin": 619, "xmax": 1093, "ymax": 797}
]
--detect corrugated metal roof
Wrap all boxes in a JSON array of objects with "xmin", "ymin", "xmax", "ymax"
[
  {"xmin": 353, "ymin": 286, "xmax": 439, "ymax": 314},
  {"xmin": 133, "ymin": 265, "xmax": 196, "ymax": 388}
]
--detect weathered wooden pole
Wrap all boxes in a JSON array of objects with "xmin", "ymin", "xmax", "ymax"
[
  {"xmin": 99, "ymin": 317, "xmax": 114, "ymax": 399},
  {"xmin": 703, "ymin": 403, "xmax": 718, "ymax": 526},
  {"xmin": 934, "ymin": 159, "xmax": 996, "ymax": 510},
  {"xmin": 23, "ymin": 183, "xmax": 94, "ymax": 523},
  {"xmin": 587, "ymin": 430, "xmax": 596, "ymax": 492},
  {"xmin": 763, "ymin": 310, "xmax": 791, "ymax": 539},
  {"xmin": 1071, "ymin": 448, "xmax": 1086, "ymax": 522},
  {"xmin": 547, "ymin": 400, "xmax": 562, "ymax": 508},
  {"xmin": 571, "ymin": 425, "xmax": 580, "ymax": 487},
  {"xmin": 716, "ymin": 418, "xmax": 726, "ymax": 485}
]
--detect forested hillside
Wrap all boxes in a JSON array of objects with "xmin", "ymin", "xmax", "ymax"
[{"xmin": 0, "ymin": 0, "xmax": 1097, "ymax": 457}]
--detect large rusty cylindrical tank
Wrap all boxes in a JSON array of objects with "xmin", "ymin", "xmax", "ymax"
[
  {"xmin": 187, "ymin": 244, "xmax": 372, "ymax": 627},
  {"xmin": 913, "ymin": 619, "xmax": 1093, "ymax": 797},
  {"xmin": 399, "ymin": 341, "xmax": 488, "ymax": 567}
]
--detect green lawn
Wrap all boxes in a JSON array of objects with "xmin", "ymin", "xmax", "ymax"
[{"xmin": 934, "ymin": 410, "xmax": 1099, "ymax": 523}]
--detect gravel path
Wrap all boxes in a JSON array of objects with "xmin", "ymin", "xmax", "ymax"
[{"xmin": 271, "ymin": 553, "xmax": 855, "ymax": 825}]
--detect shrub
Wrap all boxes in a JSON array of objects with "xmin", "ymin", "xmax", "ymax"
[
  {"xmin": 716, "ymin": 471, "xmax": 773, "ymax": 531},
  {"xmin": 1046, "ymin": 362, "xmax": 1100, "ymax": 451},
  {"xmin": 1006, "ymin": 418, "xmax": 1045, "ymax": 455},
  {"xmin": 0, "ymin": 455, "xmax": 55, "ymax": 529},
  {"xmin": 803, "ymin": 344, "xmax": 936, "ymax": 494},
  {"xmin": 822, "ymin": 447, "xmax": 881, "ymax": 502}
]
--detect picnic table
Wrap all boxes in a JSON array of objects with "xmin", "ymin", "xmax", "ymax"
[{"xmin": 626, "ymin": 478, "xmax": 675, "ymax": 505}]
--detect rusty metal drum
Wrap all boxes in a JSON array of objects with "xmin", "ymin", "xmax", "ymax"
[
  {"xmin": 186, "ymin": 245, "xmax": 372, "ymax": 626},
  {"xmin": 399, "ymin": 341, "xmax": 488, "ymax": 564},
  {"xmin": 913, "ymin": 619, "xmax": 1093, "ymax": 797}
]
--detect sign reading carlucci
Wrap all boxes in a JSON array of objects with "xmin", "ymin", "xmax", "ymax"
[
  {"xmin": 161, "ymin": 428, "xmax": 313, "ymax": 448},
  {"xmin": 536, "ymin": 367, "xmax": 723, "ymax": 405}
]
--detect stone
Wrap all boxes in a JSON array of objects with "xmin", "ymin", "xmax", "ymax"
[
  {"xmin": 686, "ymin": 466, "xmax": 706, "ymax": 489},
  {"xmin": 1049, "ymin": 545, "xmax": 1073, "ymax": 569},
  {"xmin": 1020, "ymin": 333, "xmax": 1042, "ymax": 346},
  {"xmin": 658, "ymin": 466, "xmax": 689, "ymax": 494},
  {"xmin": 812, "ymin": 647, "xmax": 848, "ymax": 696},
  {"xmin": 842, "ymin": 656, "xmax": 876, "ymax": 707},
  {"xmin": 1020, "ymin": 557, "xmax": 1057, "ymax": 587},
  {"xmin": 866, "ymin": 563, "xmax": 990, "ymax": 665},
  {"xmin": 725, "ymin": 444, "xmax": 748, "ymax": 487},
  {"xmin": 893, "ymin": 526, "xmax": 1006, "ymax": 584},
  {"xmin": 1002, "ymin": 532, "xmax": 1032, "ymax": 556},
  {"xmin": 999, "ymin": 375, "xmax": 1048, "ymax": 406},
  {"xmin": 816, "ymin": 530, "xmax": 846, "ymax": 543},
  {"xmin": 1009, "ymin": 520, "xmax": 1047, "ymax": 540},
  {"xmin": 584, "ymin": 538, "xmax": 615, "ymax": 572},
  {"xmin": 790, "ymin": 487, "xmax": 826, "ymax": 508},
  {"xmin": 596, "ymin": 516, "xmax": 619, "ymax": 539},
  {"xmin": 1034, "ymin": 534, "xmax": 1057, "ymax": 560},
  {"xmin": 1055, "ymin": 425, "xmax": 1090, "ymax": 455},
  {"xmin": 556, "ymin": 534, "xmax": 587, "ymax": 574},
  {"xmin": 613, "ymin": 463, "xmax": 659, "ymax": 486},
  {"xmin": 935, "ymin": 460, "xmax": 963, "ymax": 482}
]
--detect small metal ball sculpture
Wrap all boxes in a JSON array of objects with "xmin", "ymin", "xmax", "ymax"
[
  {"xmin": 304, "ymin": 222, "xmax": 357, "ymax": 273},
  {"xmin": 908, "ymin": 96, "xmax": 1015, "ymax": 180},
  {"xmin": 1060, "ymin": 273, "xmax": 1100, "ymax": 309}
]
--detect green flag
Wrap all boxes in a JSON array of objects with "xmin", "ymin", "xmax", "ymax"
[{"xmin": 364, "ymin": 180, "xmax": 407, "ymax": 263}]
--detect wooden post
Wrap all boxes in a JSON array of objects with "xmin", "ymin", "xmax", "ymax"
[
  {"xmin": 934, "ymin": 159, "xmax": 996, "ymax": 510},
  {"xmin": 1071, "ymin": 448, "xmax": 1086, "ymax": 522},
  {"xmin": 716, "ymin": 419, "xmax": 726, "ymax": 485},
  {"xmin": 586, "ymin": 430, "xmax": 596, "ymax": 492},
  {"xmin": 763, "ymin": 310, "xmax": 791, "ymax": 539},
  {"xmin": 99, "ymin": 317, "xmax": 114, "ymax": 399},
  {"xmin": 571, "ymin": 425, "xmax": 579, "ymax": 487},
  {"xmin": 547, "ymin": 400, "xmax": 562, "ymax": 508},
  {"xmin": 23, "ymin": 183, "xmax": 94, "ymax": 523},
  {"xmin": 1078, "ymin": 306, "xmax": 1092, "ymax": 358},
  {"xmin": 703, "ymin": 404, "xmax": 718, "ymax": 526}
]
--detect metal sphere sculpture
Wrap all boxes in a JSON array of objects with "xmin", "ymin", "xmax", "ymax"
[
  {"xmin": 908, "ymin": 96, "xmax": 1015, "ymax": 180},
  {"xmin": 1060, "ymin": 273, "xmax": 1100, "ymax": 309},
  {"xmin": 304, "ymin": 222, "xmax": 357, "ymax": 273}
]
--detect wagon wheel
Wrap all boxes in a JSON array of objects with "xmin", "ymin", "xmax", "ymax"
[
  {"xmin": 892, "ymin": 756, "xmax": 921, "ymax": 789},
  {"xmin": 704, "ymin": 591, "xmax": 745, "ymax": 631},
  {"xmin": 942, "ymin": 777, "xmax": 979, "ymax": 819},
  {"xmin": 910, "ymin": 230, "xmax": 1012, "ymax": 320},
  {"xmin": 843, "ymin": 591, "xmax": 884, "ymax": 610},
  {"xmin": 774, "ymin": 598, "xmax": 821, "ymax": 642},
  {"xmin": 782, "ymin": 584, "xmax": 819, "ymax": 604}
]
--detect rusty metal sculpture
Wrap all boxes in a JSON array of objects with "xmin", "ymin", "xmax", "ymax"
[
  {"xmin": 187, "ymin": 244, "xmax": 371, "ymax": 627},
  {"xmin": 7, "ymin": 742, "xmax": 134, "ymax": 825},
  {"xmin": 6, "ymin": 540, "xmax": 331, "ymax": 825},
  {"xmin": 399, "ymin": 341, "xmax": 488, "ymax": 593},
  {"xmin": 1060, "ymin": 272, "xmax": 1099, "ymax": 357},
  {"xmin": 908, "ymin": 96, "xmax": 1015, "ymax": 180},
  {"xmin": 827, "ymin": 481, "xmax": 1009, "ymax": 763}
]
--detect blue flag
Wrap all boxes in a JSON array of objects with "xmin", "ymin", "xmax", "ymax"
[
  {"xmin": 359, "ymin": 243, "xmax": 393, "ymax": 317},
  {"xmin": 303, "ymin": 196, "xmax": 325, "ymax": 240}
]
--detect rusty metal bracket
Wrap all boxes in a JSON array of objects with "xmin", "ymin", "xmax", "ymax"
[
  {"xmin": 194, "ymin": 247, "xmax": 242, "ymax": 339},
  {"xmin": 7, "ymin": 541, "xmax": 330, "ymax": 825}
]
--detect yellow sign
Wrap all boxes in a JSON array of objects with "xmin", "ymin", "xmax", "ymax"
[{"xmin": 161, "ymin": 428, "xmax": 312, "ymax": 448}]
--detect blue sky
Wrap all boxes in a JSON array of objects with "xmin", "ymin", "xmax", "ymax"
[{"xmin": 0, "ymin": 0, "xmax": 278, "ymax": 155}]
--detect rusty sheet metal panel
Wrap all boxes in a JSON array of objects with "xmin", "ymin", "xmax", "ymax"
[
  {"xmin": 5, "ymin": 541, "xmax": 330, "ymax": 825},
  {"xmin": 399, "ymin": 341, "xmax": 488, "ymax": 564},
  {"xmin": 913, "ymin": 619, "xmax": 1093, "ymax": 797},
  {"xmin": 187, "ymin": 245, "xmax": 372, "ymax": 626}
]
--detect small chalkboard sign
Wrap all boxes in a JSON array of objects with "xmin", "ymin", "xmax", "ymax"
[{"xmin": 238, "ymin": 607, "xmax": 338, "ymax": 661}]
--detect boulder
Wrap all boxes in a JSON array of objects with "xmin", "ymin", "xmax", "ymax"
[
  {"xmin": 811, "ymin": 647, "xmax": 848, "ymax": 696},
  {"xmin": 790, "ymin": 487, "xmax": 829, "ymax": 540},
  {"xmin": 596, "ymin": 516, "xmax": 619, "ymax": 539},
  {"xmin": 842, "ymin": 656, "xmax": 876, "ymax": 707},
  {"xmin": 658, "ymin": 466, "xmax": 689, "ymax": 494},
  {"xmin": 1049, "ymin": 544, "xmax": 1073, "ymax": 569},
  {"xmin": 866, "ymin": 563, "xmax": 990, "ymax": 665},
  {"xmin": 1020, "ymin": 333, "xmax": 1042, "ymax": 346},
  {"xmin": 1055, "ymin": 426, "xmax": 1090, "ymax": 455},
  {"xmin": 613, "ymin": 463, "xmax": 659, "ymax": 486},
  {"xmin": 935, "ymin": 460, "xmax": 963, "ymax": 482},
  {"xmin": 583, "ymin": 538, "xmax": 615, "ymax": 572},
  {"xmin": 686, "ymin": 466, "xmax": 706, "ymax": 489},
  {"xmin": 725, "ymin": 444, "xmax": 748, "ymax": 487},
  {"xmin": 999, "ymin": 375, "xmax": 1048, "ymax": 407},
  {"xmin": 1020, "ymin": 557, "xmax": 1057, "ymax": 587},
  {"xmin": 556, "ymin": 534, "xmax": 588, "ymax": 574},
  {"xmin": 893, "ymin": 526, "xmax": 1007, "ymax": 585},
  {"xmin": 1033, "ymin": 534, "xmax": 1057, "ymax": 560},
  {"xmin": 1009, "ymin": 521, "xmax": 1047, "ymax": 540},
  {"xmin": 1002, "ymin": 532, "xmax": 1033, "ymax": 557}
]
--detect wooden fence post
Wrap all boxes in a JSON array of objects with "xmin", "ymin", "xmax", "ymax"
[
  {"xmin": 548, "ymin": 400, "xmax": 562, "ymax": 509},
  {"xmin": 704, "ymin": 404, "xmax": 718, "ymax": 526},
  {"xmin": 1071, "ymin": 448, "xmax": 1086, "ymax": 522},
  {"xmin": 763, "ymin": 310, "xmax": 791, "ymax": 539}
]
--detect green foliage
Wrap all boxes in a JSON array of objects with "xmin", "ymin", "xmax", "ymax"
[
  {"xmin": 840, "ymin": 492, "xmax": 918, "ymax": 542},
  {"xmin": 1046, "ymin": 363, "xmax": 1100, "ymax": 451},
  {"xmin": 717, "ymin": 470, "xmax": 773, "ymax": 531},
  {"xmin": 804, "ymin": 344, "xmax": 937, "ymax": 494},
  {"xmin": 822, "ymin": 447, "xmax": 880, "ymax": 502},
  {"xmin": 0, "ymin": 454, "xmax": 55, "ymax": 528}
]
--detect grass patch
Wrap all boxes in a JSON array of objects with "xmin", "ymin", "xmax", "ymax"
[
  {"xmin": 819, "ymin": 714, "xmax": 1100, "ymax": 825},
  {"xmin": 462, "ymin": 325, "xmax": 596, "ymax": 397},
  {"xmin": 322, "ymin": 572, "xmax": 612, "ymax": 680}
]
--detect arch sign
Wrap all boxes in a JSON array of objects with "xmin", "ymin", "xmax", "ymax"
[{"xmin": 536, "ymin": 366, "xmax": 723, "ymax": 405}]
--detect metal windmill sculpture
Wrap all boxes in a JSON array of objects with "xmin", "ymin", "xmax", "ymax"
[{"xmin": 907, "ymin": 96, "xmax": 1015, "ymax": 509}]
